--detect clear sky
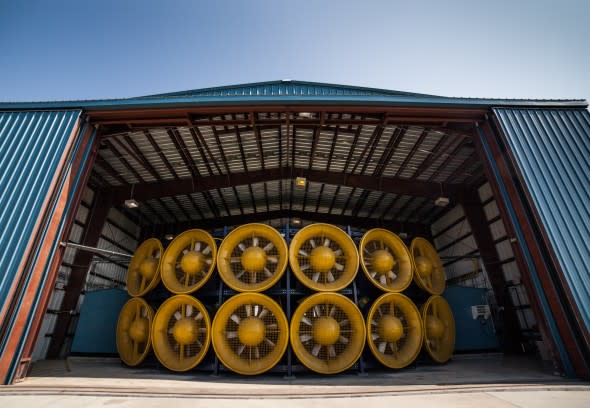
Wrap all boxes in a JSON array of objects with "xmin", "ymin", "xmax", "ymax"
[{"xmin": 1, "ymin": 0, "xmax": 588, "ymax": 102}]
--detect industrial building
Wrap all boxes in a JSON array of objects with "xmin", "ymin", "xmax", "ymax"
[{"xmin": 0, "ymin": 80, "xmax": 589, "ymax": 384}]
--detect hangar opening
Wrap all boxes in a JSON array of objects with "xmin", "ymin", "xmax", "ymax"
[{"xmin": 2, "ymin": 81, "xmax": 589, "ymax": 386}]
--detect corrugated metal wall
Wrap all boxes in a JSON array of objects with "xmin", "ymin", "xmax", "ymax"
[
  {"xmin": 493, "ymin": 108, "xmax": 590, "ymax": 337},
  {"xmin": 0, "ymin": 110, "xmax": 81, "ymax": 320},
  {"xmin": 32, "ymin": 187, "xmax": 140, "ymax": 360},
  {"xmin": 431, "ymin": 182, "xmax": 536, "ymax": 337}
]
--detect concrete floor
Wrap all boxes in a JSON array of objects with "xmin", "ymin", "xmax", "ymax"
[{"xmin": 1, "ymin": 354, "xmax": 589, "ymax": 407}]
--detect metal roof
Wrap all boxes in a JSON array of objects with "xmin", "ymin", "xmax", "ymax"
[{"xmin": 0, "ymin": 80, "xmax": 587, "ymax": 110}]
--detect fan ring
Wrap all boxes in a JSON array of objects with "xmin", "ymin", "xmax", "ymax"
[
  {"xmin": 366, "ymin": 293, "xmax": 423, "ymax": 369},
  {"xmin": 151, "ymin": 295, "xmax": 211, "ymax": 372},
  {"xmin": 217, "ymin": 224, "xmax": 288, "ymax": 292},
  {"xmin": 116, "ymin": 297, "xmax": 155, "ymax": 367},
  {"xmin": 289, "ymin": 223, "xmax": 359, "ymax": 291},
  {"xmin": 410, "ymin": 237, "xmax": 446, "ymax": 295},
  {"xmin": 161, "ymin": 229, "xmax": 217, "ymax": 294},
  {"xmin": 421, "ymin": 295, "xmax": 455, "ymax": 363},
  {"xmin": 290, "ymin": 292, "xmax": 365, "ymax": 374},
  {"xmin": 212, "ymin": 293, "xmax": 289, "ymax": 375},
  {"xmin": 127, "ymin": 238, "xmax": 163, "ymax": 297},
  {"xmin": 359, "ymin": 229, "xmax": 413, "ymax": 292}
]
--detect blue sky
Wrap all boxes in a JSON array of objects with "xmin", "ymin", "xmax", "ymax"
[{"xmin": 1, "ymin": 0, "xmax": 588, "ymax": 102}]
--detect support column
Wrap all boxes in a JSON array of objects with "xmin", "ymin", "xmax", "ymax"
[
  {"xmin": 460, "ymin": 190, "xmax": 523, "ymax": 353},
  {"xmin": 47, "ymin": 192, "xmax": 113, "ymax": 358}
]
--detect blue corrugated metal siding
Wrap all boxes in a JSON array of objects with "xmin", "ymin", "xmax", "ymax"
[
  {"xmin": 0, "ymin": 110, "xmax": 81, "ymax": 317},
  {"xmin": 493, "ymin": 108, "xmax": 590, "ymax": 337}
]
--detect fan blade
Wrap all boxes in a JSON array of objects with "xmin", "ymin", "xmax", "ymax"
[
  {"xmin": 312, "ymin": 343, "xmax": 322, "ymax": 356},
  {"xmin": 267, "ymin": 256, "xmax": 278, "ymax": 264},
  {"xmin": 378, "ymin": 342, "xmax": 387, "ymax": 354},
  {"xmin": 327, "ymin": 271, "xmax": 335, "ymax": 282},
  {"xmin": 370, "ymin": 271, "xmax": 377, "ymax": 278},
  {"xmin": 301, "ymin": 316, "xmax": 312, "ymax": 326},
  {"xmin": 250, "ymin": 272, "xmax": 257, "ymax": 284},
  {"xmin": 263, "ymin": 242, "xmax": 274, "ymax": 252},
  {"xmin": 301, "ymin": 264, "xmax": 310, "ymax": 271},
  {"xmin": 230, "ymin": 314, "xmax": 241, "ymax": 324},
  {"xmin": 329, "ymin": 305, "xmax": 336, "ymax": 317},
  {"xmin": 327, "ymin": 345, "xmax": 336, "ymax": 358},
  {"xmin": 298, "ymin": 249, "xmax": 309, "ymax": 257},
  {"xmin": 312, "ymin": 272, "xmax": 320, "ymax": 282},
  {"xmin": 371, "ymin": 320, "xmax": 377, "ymax": 326},
  {"xmin": 334, "ymin": 249, "xmax": 343, "ymax": 256},
  {"xmin": 230, "ymin": 257, "xmax": 241, "ymax": 263},
  {"xmin": 339, "ymin": 336, "xmax": 349, "ymax": 344},
  {"xmin": 205, "ymin": 259, "xmax": 212, "ymax": 265},
  {"xmin": 323, "ymin": 238, "xmax": 331, "ymax": 247},
  {"xmin": 258, "ymin": 308, "xmax": 268, "ymax": 319},
  {"xmin": 246, "ymin": 304, "xmax": 252, "ymax": 317},
  {"xmin": 300, "ymin": 334, "xmax": 312, "ymax": 342},
  {"xmin": 334, "ymin": 263, "xmax": 344, "ymax": 271},
  {"xmin": 186, "ymin": 304, "xmax": 193, "ymax": 317},
  {"xmin": 264, "ymin": 337, "xmax": 276, "ymax": 347},
  {"xmin": 339, "ymin": 319, "xmax": 349, "ymax": 326},
  {"xmin": 309, "ymin": 239, "xmax": 316, "ymax": 248},
  {"xmin": 313, "ymin": 305, "xmax": 322, "ymax": 317},
  {"xmin": 184, "ymin": 272, "xmax": 190, "ymax": 287},
  {"xmin": 194, "ymin": 312, "xmax": 203, "ymax": 321},
  {"xmin": 379, "ymin": 275, "xmax": 387, "ymax": 285},
  {"xmin": 237, "ymin": 344, "xmax": 246, "ymax": 356},
  {"xmin": 372, "ymin": 333, "xmax": 379, "ymax": 341},
  {"xmin": 179, "ymin": 344, "xmax": 184, "ymax": 361},
  {"xmin": 174, "ymin": 311, "xmax": 182, "ymax": 321},
  {"xmin": 236, "ymin": 269, "xmax": 247, "ymax": 279},
  {"xmin": 266, "ymin": 323, "xmax": 278, "ymax": 330},
  {"xmin": 195, "ymin": 241, "xmax": 201, "ymax": 251},
  {"xmin": 238, "ymin": 243, "xmax": 246, "ymax": 252},
  {"xmin": 431, "ymin": 302, "xmax": 439, "ymax": 318},
  {"xmin": 139, "ymin": 276, "xmax": 146, "ymax": 292},
  {"xmin": 182, "ymin": 249, "xmax": 188, "ymax": 255},
  {"xmin": 202, "ymin": 245, "xmax": 212, "ymax": 255},
  {"xmin": 390, "ymin": 302, "xmax": 395, "ymax": 316},
  {"xmin": 391, "ymin": 342, "xmax": 398, "ymax": 353},
  {"xmin": 263, "ymin": 267, "xmax": 273, "ymax": 277},
  {"xmin": 252, "ymin": 236, "xmax": 259, "ymax": 247},
  {"xmin": 254, "ymin": 346, "xmax": 260, "ymax": 359},
  {"xmin": 227, "ymin": 331, "xmax": 238, "ymax": 339},
  {"xmin": 388, "ymin": 270, "xmax": 397, "ymax": 280},
  {"xmin": 363, "ymin": 247, "xmax": 371, "ymax": 255}
]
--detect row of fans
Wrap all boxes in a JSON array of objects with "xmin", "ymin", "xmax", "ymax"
[
  {"xmin": 127, "ymin": 223, "xmax": 446, "ymax": 297},
  {"xmin": 117, "ymin": 291, "xmax": 455, "ymax": 375}
]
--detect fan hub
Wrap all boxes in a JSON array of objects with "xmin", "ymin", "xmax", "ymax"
[
  {"xmin": 415, "ymin": 256, "xmax": 433, "ymax": 279},
  {"xmin": 180, "ymin": 251, "xmax": 205, "ymax": 275},
  {"xmin": 241, "ymin": 247, "xmax": 267, "ymax": 273},
  {"xmin": 425, "ymin": 315, "xmax": 445, "ymax": 338},
  {"xmin": 310, "ymin": 246, "xmax": 336, "ymax": 273},
  {"xmin": 238, "ymin": 317, "xmax": 266, "ymax": 346},
  {"xmin": 377, "ymin": 315, "xmax": 404, "ymax": 342},
  {"xmin": 129, "ymin": 318, "xmax": 149, "ymax": 342},
  {"xmin": 371, "ymin": 249, "xmax": 396, "ymax": 275},
  {"xmin": 172, "ymin": 318, "xmax": 199, "ymax": 345},
  {"xmin": 313, "ymin": 316, "xmax": 340, "ymax": 346},
  {"xmin": 139, "ymin": 258, "xmax": 158, "ymax": 280}
]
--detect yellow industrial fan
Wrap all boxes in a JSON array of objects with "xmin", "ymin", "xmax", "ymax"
[
  {"xmin": 289, "ymin": 224, "xmax": 359, "ymax": 291},
  {"xmin": 217, "ymin": 224, "xmax": 288, "ymax": 292},
  {"xmin": 410, "ymin": 237, "xmax": 446, "ymax": 295},
  {"xmin": 151, "ymin": 295, "xmax": 211, "ymax": 372},
  {"xmin": 212, "ymin": 293, "xmax": 289, "ymax": 375},
  {"xmin": 421, "ymin": 295, "xmax": 455, "ymax": 363},
  {"xmin": 127, "ymin": 238, "xmax": 163, "ymax": 297},
  {"xmin": 290, "ymin": 292, "xmax": 365, "ymax": 374},
  {"xmin": 359, "ymin": 228, "xmax": 414, "ymax": 292},
  {"xmin": 366, "ymin": 293, "xmax": 423, "ymax": 369},
  {"xmin": 161, "ymin": 229, "xmax": 217, "ymax": 294},
  {"xmin": 116, "ymin": 297, "xmax": 154, "ymax": 366}
]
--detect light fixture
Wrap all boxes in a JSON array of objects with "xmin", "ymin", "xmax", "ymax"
[
  {"xmin": 124, "ymin": 199, "xmax": 139, "ymax": 209},
  {"xmin": 398, "ymin": 232, "xmax": 408, "ymax": 239},
  {"xmin": 164, "ymin": 234, "xmax": 174, "ymax": 241},
  {"xmin": 434, "ymin": 197, "xmax": 450, "ymax": 207},
  {"xmin": 298, "ymin": 112, "xmax": 313, "ymax": 118},
  {"xmin": 295, "ymin": 177, "xmax": 307, "ymax": 188},
  {"xmin": 292, "ymin": 218, "xmax": 301, "ymax": 225}
]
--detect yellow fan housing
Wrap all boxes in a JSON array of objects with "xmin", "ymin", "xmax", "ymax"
[
  {"xmin": 366, "ymin": 293, "xmax": 423, "ymax": 369},
  {"xmin": 217, "ymin": 224, "xmax": 288, "ymax": 292},
  {"xmin": 127, "ymin": 238, "xmax": 163, "ymax": 297},
  {"xmin": 116, "ymin": 297, "xmax": 154, "ymax": 366},
  {"xmin": 151, "ymin": 295, "xmax": 211, "ymax": 372},
  {"xmin": 410, "ymin": 237, "xmax": 446, "ymax": 295},
  {"xmin": 289, "ymin": 224, "xmax": 359, "ymax": 291},
  {"xmin": 212, "ymin": 293, "xmax": 289, "ymax": 375},
  {"xmin": 290, "ymin": 292, "xmax": 365, "ymax": 374},
  {"xmin": 421, "ymin": 295, "xmax": 455, "ymax": 363},
  {"xmin": 161, "ymin": 229, "xmax": 217, "ymax": 294},
  {"xmin": 359, "ymin": 229, "xmax": 414, "ymax": 292}
]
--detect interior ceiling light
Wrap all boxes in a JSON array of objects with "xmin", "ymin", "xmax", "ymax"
[
  {"xmin": 292, "ymin": 218, "xmax": 301, "ymax": 225},
  {"xmin": 164, "ymin": 234, "xmax": 174, "ymax": 241},
  {"xmin": 295, "ymin": 177, "xmax": 307, "ymax": 188},
  {"xmin": 434, "ymin": 197, "xmax": 450, "ymax": 207},
  {"xmin": 298, "ymin": 112, "xmax": 313, "ymax": 118},
  {"xmin": 124, "ymin": 199, "xmax": 139, "ymax": 209}
]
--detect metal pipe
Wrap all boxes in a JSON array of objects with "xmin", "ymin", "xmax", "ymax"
[{"xmin": 60, "ymin": 241, "xmax": 133, "ymax": 259}]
